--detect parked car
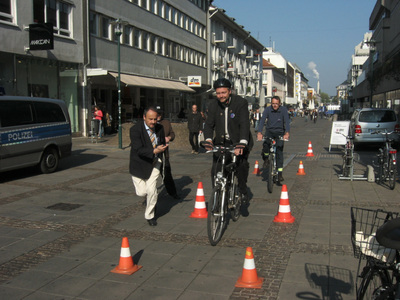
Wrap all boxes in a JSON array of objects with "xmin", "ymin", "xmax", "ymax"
[
  {"xmin": 0, "ymin": 96, "xmax": 72, "ymax": 173},
  {"xmin": 349, "ymin": 108, "xmax": 400, "ymax": 148}
]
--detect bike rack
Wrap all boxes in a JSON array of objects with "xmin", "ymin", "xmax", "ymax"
[{"xmin": 338, "ymin": 149, "xmax": 367, "ymax": 181}]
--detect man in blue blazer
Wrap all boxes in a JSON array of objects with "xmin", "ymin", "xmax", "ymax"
[{"xmin": 129, "ymin": 107, "xmax": 168, "ymax": 226}]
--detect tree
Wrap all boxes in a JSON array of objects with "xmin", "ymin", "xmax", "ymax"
[{"xmin": 319, "ymin": 92, "xmax": 330, "ymax": 103}]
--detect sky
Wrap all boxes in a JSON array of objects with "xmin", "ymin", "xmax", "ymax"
[{"xmin": 212, "ymin": 0, "xmax": 377, "ymax": 96}]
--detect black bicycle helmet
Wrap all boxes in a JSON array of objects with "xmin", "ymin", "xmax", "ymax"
[{"xmin": 213, "ymin": 78, "xmax": 232, "ymax": 90}]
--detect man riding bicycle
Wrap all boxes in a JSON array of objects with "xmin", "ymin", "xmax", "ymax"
[
  {"xmin": 257, "ymin": 96, "xmax": 290, "ymax": 186},
  {"xmin": 203, "ymin": 78, "xmax": 253, "ymax": 203}
]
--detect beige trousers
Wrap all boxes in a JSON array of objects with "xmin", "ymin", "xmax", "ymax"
[{"xmin": 132, "ymin": 166, "xmax": 160, "ymax": 220}]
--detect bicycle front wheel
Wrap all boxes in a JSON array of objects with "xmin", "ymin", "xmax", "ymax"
[
  {"xmin": 267, "ymin": 155, "xmax": 274, "ymax": 193},
  {"xmin": 357, "ymin": 267, "xmax": 392, "ymax": 300},
  {"xmin": 388, "ymin": 158, "xmax": 396, "ymax": 190},
  {"xmin": 207, "ymin": 186, "xmax": 226, "ymax": 246}
]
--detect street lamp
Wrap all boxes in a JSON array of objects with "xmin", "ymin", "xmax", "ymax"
[{"xmin": 111, "ymin": 18, "xmax": 127, "ymax": 149}]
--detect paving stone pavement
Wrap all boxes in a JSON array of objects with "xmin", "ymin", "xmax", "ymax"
[{"xmin": 1, "ymin": 116, "xmax": 399, "ymax": 299}]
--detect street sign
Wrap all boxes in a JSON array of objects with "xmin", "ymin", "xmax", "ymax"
[{"xmin": 329, "ymin": 121, "xmax": 350, "ymax": 152}]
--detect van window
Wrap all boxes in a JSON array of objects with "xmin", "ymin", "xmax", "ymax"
[
  {"xmin": 0, "ymin": 101, "xmax": 34, "ymax": 127},
  {"xmin": 359, "ymin": 110, "xmax": 396, "ymax": 123},
  {"xmin": 34, "ymin": 102, "xmax": 66, "ymax": 123}
]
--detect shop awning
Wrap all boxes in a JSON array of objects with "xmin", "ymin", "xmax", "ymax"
[{"xmin": 109, "ymin": 72, "xmax": 195, "ymax": 93}]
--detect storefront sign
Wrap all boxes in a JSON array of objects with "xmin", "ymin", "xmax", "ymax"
[
  {"xmin": 188, "ymin": 76, "xmax": 201, "ymax": 87},
  {"xmin": 29, "ymin": 23, "xmax": 54, "ymax": 50}
]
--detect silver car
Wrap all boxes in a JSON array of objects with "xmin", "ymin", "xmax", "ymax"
[{"xmin": 350, "ymin": 108, "xmax": 400, "ymax": 147}]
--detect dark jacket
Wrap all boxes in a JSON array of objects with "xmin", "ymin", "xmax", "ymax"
[
  {"xmin": 159, "ymin": 118, "xmax": 174, "ymax": 159},
  {"xmin": 129, "ymin": 120, "xmax": 166, "ymax": 180},
  {"xmin": 187, "ymin": 112, "xmax": 203, "ymax": 132},
  {"xmin": 257, "ymin": 105, "xmax": 290, "ymax": 134},
  {"xmin": 204, "ymin": 95, "xmax": 253, "ymax": 150}
]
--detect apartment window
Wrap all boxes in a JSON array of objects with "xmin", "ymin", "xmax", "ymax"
[
  {"xmin": 33, "ymin": 0, "xmax": 72, "ymax": 37},
  {"xmin": 157, "ymin": 37, "xmax": 163, "ymax": 55},
  {"xmin": 150, "ymin": 35, "xmax": 156, "ymax": 53},
  {"xmin": 151, "ymin": 0, "xmax": 156, "ymax": 14},
  {"xmin": 134, "ymin": 29, "xmax": 141, "ymax": 48},
  {"xmin": 89, "ymin": 11, "xmax": 98, "ymax": 35},
  {"xmin": 165, "ymin": 4, "xmax": 170, "ymax": 21},
  {"xmin": 157, "ymin": 1, "xmax": 163, "ymax": 17},
  {"xmin": 101, "ymin": 17, "xmax": 110, "ymax": 39},
  {"xmin": 123, "ymin": 25, "xmax": 132, "ymax": 45},
  {"xmin": 166, "ymin": 40, "xmax": 171, "ymax": 57},
  {"xmin": 0, "ymin": 0, "xmax": 14, "ymax": 23},
  {"xmin": 142, "ymin": 32, "xmax": 149, "ymax": 51}
]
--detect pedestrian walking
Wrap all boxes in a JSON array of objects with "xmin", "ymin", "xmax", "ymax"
[
  {"xmin": 187, "ymin": 104, "xmax": 203, "ymax": 154},
  {"xmin": 129, "ymin": 107, "xmax": 168, "ymax": 226},
  {"xmin": 157, "ymin": 108, "xmax": 180, "ymax": 200}
]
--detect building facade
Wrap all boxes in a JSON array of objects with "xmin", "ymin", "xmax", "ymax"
[
  {"xmin": 352, "ymin": 0, "xmax": 400, "ymax": 112},
  {"xmin": 208, "ymin": 6, "xmax": 264, "ymax": 108},
  {"xmin": 0, "ymin": 0, "xmax": 84, "ymax": 134}
]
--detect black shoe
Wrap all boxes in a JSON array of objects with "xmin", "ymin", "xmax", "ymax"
[
  {"xmin": 241, "ymin": 193, "xmax": 249, "ymax": 205},
  {"xmin": 172, "ymin": 194, "xmax": 180, "ymax": 200},
  {"xmin": 278, "ymin": 173, "xmax": 284, "ymax": 182},
  {"xmin": 147, "ymin": 218, "xmax": 157, "ymax": 226},
  {"xmin": 276, "ymin": 181, "xmax": 283, "ymax": 187}
]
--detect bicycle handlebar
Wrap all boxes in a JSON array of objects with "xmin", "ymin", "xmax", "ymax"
[
  {"xmin": 200, "ymin": 141, "xmax": 237, "ymax": 154},
  {"xmin": 335, "ymin": 132, "xmax": 353, "ymax": 139}
]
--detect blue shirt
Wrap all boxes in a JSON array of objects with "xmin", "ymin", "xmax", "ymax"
[{"xmin": 257, "ymin": 105, "xmax": 290, "ymax": 134}]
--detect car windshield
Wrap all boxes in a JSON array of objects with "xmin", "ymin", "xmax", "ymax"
[{"xmin": 359, "ymin": 110, "xmax": 396, "ymax": 123}]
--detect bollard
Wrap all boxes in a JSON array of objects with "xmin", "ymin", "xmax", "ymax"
[{"xmin": 367, "ymin": 165, "xmax": 375, "ymax": 182}]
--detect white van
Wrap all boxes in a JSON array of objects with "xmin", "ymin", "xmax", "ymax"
[{"xmin": 0, "ymin": 96, "xmax": 72, "ymax": 173}]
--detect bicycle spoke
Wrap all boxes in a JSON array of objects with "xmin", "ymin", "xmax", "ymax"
[{"xmin": 207, "ymin": 187, "xmax": 225, "ymax": 246}]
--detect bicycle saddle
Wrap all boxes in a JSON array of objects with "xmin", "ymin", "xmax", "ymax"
[{"xmin": 376, "ymin": 217, "xmax": 400, "ymax": 250}]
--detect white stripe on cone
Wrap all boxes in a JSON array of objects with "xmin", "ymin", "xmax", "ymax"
[
  {"xmin": 279, "ymin": 205, "xmax": 291, "ymax": 213},
  {"xmin": 196, "ymin": 189, "xmax": 204, "ymax": 196},
  {"xmin": 120, "ymin": 247, "xmax": 132, "ymax": 258},
  {"xmin": 281, "ymin": 191, "xmax": 288, "ymax": 199},
  {"xmin": 243, "ymin": 258, "xmax": 256, "ymax": 270},
  {"xmin": 194, "ymin": 201, "xmax": 206, "ymax": 209}
]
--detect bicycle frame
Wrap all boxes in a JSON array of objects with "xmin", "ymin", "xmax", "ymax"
[{"xmin": 213, "ymin": 146, "xmax": 237, "ymax": 217}]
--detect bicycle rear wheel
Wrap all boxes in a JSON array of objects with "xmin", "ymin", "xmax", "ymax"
[
  {"xmin": 207, "ymin": 186, "xmax": 226, "ymax": 246},
  {"xmin": 357, "ymin": 266, "xmax": 392, "ymax": 300},
  {"xmin": 342, "ymin": 154, "xmax": 349, "ymax": 177},
  {"xmin": 388, "ymin": 158, "xmax": 396, "ymax": 190},
  {"xmin": 267, "ymin": 155, "xmax": 274, "ymax": 193},
  {"xmin": 230, "ymin": 178, "xmax": 241, "ymax": 222}
]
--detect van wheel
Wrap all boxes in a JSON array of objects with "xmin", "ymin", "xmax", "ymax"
[{"xmin": 40, "ymin": 148, "xmax": 59, "ymax": 174}]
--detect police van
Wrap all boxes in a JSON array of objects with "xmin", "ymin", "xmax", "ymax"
[{"xmin": 0, "ymin": 96, "xmax": 72, "ymax": 173}]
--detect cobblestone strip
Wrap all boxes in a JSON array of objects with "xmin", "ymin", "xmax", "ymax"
[{"xmin": 231, "ymin": 176, "xmax": 310, "ymax": 299}]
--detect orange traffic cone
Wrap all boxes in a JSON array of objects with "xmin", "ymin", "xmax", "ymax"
[
  {"xmin": 190, "ymin": 182, "xmax": 208, "ymax": 218},
  {"xmin": 235, "ymin": 247, "xmax": 264, "ymax": 288},
  {"xmin": 306, "ymin": 141, "xmax": 314, "ymax": 157},
  {"xmin": 111, "ymin": 237, "xmax": 142, "ymax": 275},
  {"xmin": 252, "ymin": 160, "xmax": 261, "ymax": 175},
  {"xmin": 296, "ymin": 161, "xmax": 306, "ymax": 175},
  {"xmin": 273, "ymin": 184, "xmax": 295, "ymax": 223}
]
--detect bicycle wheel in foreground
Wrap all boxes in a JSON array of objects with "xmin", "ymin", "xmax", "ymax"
[
  {"xmin": 388, "ymin": 159, "xmax": 396, "ymax": 190},
  {"xmin": 357, "ymin": 267, "xmax": 392, "ymax": 300},
  {"xmin": 267, "ymin": 155, "xmax": 274, "ymax": 193},
  {"xmin": 207, "ymin": 187, "xmax": 225, "ymax": 246}
]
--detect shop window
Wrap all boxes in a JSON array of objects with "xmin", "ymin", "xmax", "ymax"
[{"xmin": 0, "ymin": 0, "xmax": 15, "ymax": 23}]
